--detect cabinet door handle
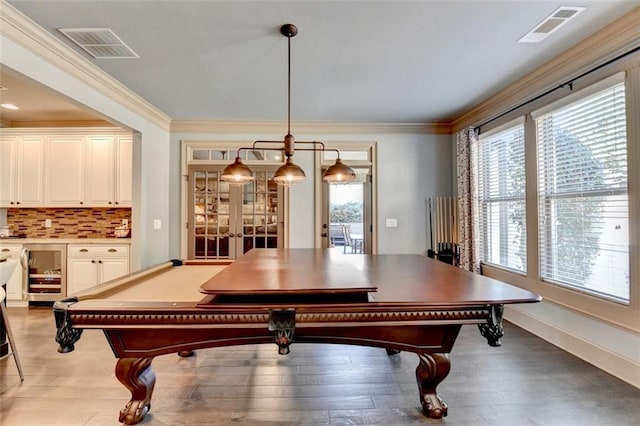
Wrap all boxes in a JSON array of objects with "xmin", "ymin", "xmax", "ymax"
[
  {"xmin": 98, "ymin": 260, "xmax": 103, "ymax": 264},
  {"xmin": 1, "ymin": 248, "xmax": 9, "ymax": 252},
  {"xmin": 80, "ymin": 249, "xmax": 89, "ymax": 252},
  {"xmin": 20, "ymin": 248, "xmax": 28, "ymax": 270},
  {"xmin": 91, "ymin": 260, "xmax": 96, "ymax": 263},
  {"xmin": 108, "ymin": 249, "xmax": 117, "ymax": 252}
]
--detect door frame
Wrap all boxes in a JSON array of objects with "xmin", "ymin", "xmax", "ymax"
[{"xmin": 314, "ymin": 141, "xmax": 378, "ymax": 253}]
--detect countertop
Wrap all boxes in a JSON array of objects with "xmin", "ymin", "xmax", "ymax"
[{"xmin": 0, "ymin": 238, "xmax": 131, "ymax": 244}]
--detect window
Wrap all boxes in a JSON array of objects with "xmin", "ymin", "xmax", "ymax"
[
  {"xmin": 477, "ymin": 121, "xmax": 526, "ymax": 272},
  {"xmin": 535, "ymin": 75, "xmax": 628, "ymax": 302}
]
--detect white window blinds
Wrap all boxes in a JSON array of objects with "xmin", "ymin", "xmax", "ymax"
[
  {"xmin": 477, "ymin": 121, "xmax": 526, "ymax": 272},
  {"xmin": 535, "ymin": 78, "xmax": 629, "ymax": 302}
]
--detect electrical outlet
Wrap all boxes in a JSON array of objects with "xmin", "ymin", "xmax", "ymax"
[
  {"xmin": 153, "ymin": 219, "xmax": 162, "ymax": 229},
  {"xmin": 45, "ymin": 219, "xmax": 52, "ymax": 228},
  {"xmin": 122, "ymin": 219, "xmax": 129, "ymax": 226}
]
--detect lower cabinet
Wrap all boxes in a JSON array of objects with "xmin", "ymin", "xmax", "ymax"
[
  {"xmin": 67, "ymin": 244, "xmax": 129, "ymax": 294},
  {"xmin": 0, "ymin": 244, "xmax": 24, "ymax": 301}
]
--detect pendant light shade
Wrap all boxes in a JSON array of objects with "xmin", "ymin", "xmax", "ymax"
[
  {"xmin": 323, "ymin": 158, "xmax": 356, "ymax": 184},
  {"xmin": 221, "ymin": 157, "xmax": 254, "ymax": 186},
  {"xmin": 273, "ymin": 157, "xmax": 306, "ymax": 186}
]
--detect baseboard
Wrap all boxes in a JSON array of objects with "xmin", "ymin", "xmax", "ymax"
[{"xmin": 505, "ymin": 305, "xmax": 640, "ymax": 389}]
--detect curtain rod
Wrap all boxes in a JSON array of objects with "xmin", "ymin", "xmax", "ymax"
[{"xmin": 474, "ymin": 45, "xmax": 640, "ymax": 133}]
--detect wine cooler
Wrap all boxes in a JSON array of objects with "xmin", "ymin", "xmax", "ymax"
[{"xmin": 21, "ymin": 244, "xmax": 67, "ymax": 302}]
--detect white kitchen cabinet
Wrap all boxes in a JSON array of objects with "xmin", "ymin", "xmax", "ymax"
[
  {"xmin": 1, "ymin": 128, "xmax": 132, "ymax": 208},
  {"xmin": 85, "ymin": 135, "xmax": 115, "ymax": 206},
  {"xmin": 0, "ymin": 135, "xmax": 45, "ymax": 207},
  {"xmin": 0, "ymin": 136, "xmax": 17, "ymax": 206},
  {"xmin": 46, "ymin": 136, "xmax": 85, "ymax": 206},
  {"xmin": 85, "ymin": 135, "xmax": 132, "ymax": 207},
  {"xmin": 115, "ymin": 136, "xmax": 132, "ymax": 206},
  {"xmin": 67, "ymin": 244, "xmax": 129, "ymax": 294},
  {"xmin": 0, "ymin": 244, "xmax": 24, "ymax": 301}
]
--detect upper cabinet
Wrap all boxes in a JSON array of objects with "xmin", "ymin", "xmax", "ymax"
[
  {"xmin": 0, "ymin": 135, "xmax": 45, "ymax": 207},
  {"xmin": 85, "ymin": 134, "xmax": 132, "ymax": 207},
  {"xmin": 47, "ymin": 136, "xmax": 85, "ymax": 206},
  {"xmin": 0, "ymin": 129, "xmax": 132, "ymax": 208},
  {"xmin": 115, "ymin": 136, "xmax": 133, "ymax": 206},
  {"xmin": 85, "ymin": 135, "xmax": 115, "ymax": 206}
]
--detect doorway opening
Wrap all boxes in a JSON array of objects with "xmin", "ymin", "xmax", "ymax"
[
  {"xmin": 327, "ymin": 178, "xmax": 367, "ymax": 254},
  {"xmin": 318, "ymin": 143, "xmax": 376, "ymax": 254}
]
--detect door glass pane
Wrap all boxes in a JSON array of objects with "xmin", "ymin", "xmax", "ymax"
[
  {"xmin": 210, "ymin": 150, "xmax": 229, "ymax": 160},
  {"xmin": 239, "ymin": 171, "xmax": 279, "ymax": 254},
  {"xmin": 192, "ymin": 170, "xmax": 232, "ymax": 259},
  {"xmin": 324, "ymin": 150, "xmax": 369, "ymax": 161},
  {"xmin": 192, "ymin": 150, "xmax": 209, "ymax": 160}
]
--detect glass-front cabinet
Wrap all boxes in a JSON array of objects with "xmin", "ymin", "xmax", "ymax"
[{"xmin": 188, "ymin": 165, "xmax": 283, "ymax": 259}]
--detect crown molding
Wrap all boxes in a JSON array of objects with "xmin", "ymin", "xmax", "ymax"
[
  {"xmin": 4, "ymin": 120, "xmax": 114, "ymax": 128},
  {"xmin": 452, "ymin": 6, "xmax": 640, "ymax": 133},
  {"xmin": 0, "ymin": 1, "xmax": 172, "ymax": 131},
  {"xmin": 0, "ymin": 126, "xmax": 130, "ymax": 135},
  {"xmin": 170, "ymin": 120, "xmax": 452, "ymax": 135}
]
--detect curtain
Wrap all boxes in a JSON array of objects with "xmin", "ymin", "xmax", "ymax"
[{"xmin": 456, "ymin": 127, "xmax": 480, "ymax": 272}]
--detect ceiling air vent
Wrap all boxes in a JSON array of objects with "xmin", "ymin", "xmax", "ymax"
[
  {"xmin": 518, "ymin": 6, "xmax": 585, "ymax": 43},
  {"xmin": 59, "ymin": 28, "xmax": 139, "ymax": 59}
]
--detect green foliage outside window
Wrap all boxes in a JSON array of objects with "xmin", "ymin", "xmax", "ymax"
[{"xmin": 330, "ymin": 201, "xmax": 362, "ymax": 224}]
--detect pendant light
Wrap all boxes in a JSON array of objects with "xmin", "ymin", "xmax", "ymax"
[
  {"xmin": 221, "ymin": 24, "xmax": 356, "ymax": 187},
  {"xmin": 323, "ymin": 158, "xmax": 356, "ymax": 183}
]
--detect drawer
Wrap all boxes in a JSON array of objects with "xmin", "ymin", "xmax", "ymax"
[
  {"xmin": 0, "ymin": 245, "xmax": 23, "ymax": 257},
  {"xmin": 68, "ymin": 244, "xmax": 130, "ymax": 257}
]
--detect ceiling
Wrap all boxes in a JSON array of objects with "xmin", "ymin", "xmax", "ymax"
[
  {"xmin": 0, "ymin": 68, "xmax": 108, "ymax": 125},
  {"xmin": 2, "ymin": 1, "xmax": 639, "ymax": 127}
]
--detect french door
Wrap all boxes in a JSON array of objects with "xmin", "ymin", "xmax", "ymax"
[{"xmin": 187, "ymin": 165, "xmax": 283, "ymax": 260}]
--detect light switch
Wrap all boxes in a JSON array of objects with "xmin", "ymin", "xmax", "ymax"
[
  {"xmin": 153, "ymin": 219, "xmax": 162, "ymax": 229},
  {"xmin": 385, "ymin": 218, "xmax": 398, "ymax": 228}
]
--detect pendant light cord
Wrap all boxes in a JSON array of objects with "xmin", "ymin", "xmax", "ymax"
[{"xmin": 287, "ymin": 32, "xmax": 291, "ymax": 136}]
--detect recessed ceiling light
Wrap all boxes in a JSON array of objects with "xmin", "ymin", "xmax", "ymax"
[
  {"xmin": 1, "ymin": 103, "xmax": 19, "ymax": 110},
  {"xmin": 519, "ymin": 6, "xmax": 585, "ymax": 43}
]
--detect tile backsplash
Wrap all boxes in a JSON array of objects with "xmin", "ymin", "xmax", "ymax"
[{"xmin": 6, "ymin": 208, "xmax": 131, "ymax": 239}]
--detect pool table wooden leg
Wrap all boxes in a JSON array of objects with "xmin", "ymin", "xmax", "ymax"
[
  {"xmin": 115, "ymin": 357, "xmax": 156, "ymax": 425},
  {"xmin": 415, "ymin": 352, "xmax": 450, "ymax": 419}
]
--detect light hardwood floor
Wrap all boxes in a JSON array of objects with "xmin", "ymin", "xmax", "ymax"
[{"xmin": 1, "ymin": 306, "xmax": 639, "ymax": 425}]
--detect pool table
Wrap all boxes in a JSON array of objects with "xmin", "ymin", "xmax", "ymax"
[{"xmin": 54, "ymin": 248, "xmax": 541, "ymax": 425}]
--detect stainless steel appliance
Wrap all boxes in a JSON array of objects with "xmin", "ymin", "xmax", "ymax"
[{"xmin": 21, "ymin": 244, "xmax": 67, "ymax": 302}]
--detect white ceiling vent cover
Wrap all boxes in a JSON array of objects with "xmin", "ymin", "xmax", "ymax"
[
  {"xmin": 59, "ymin": 28, "xmax": 139, "ymax": 59},
  {"xmin": 518, "ymin": 6, "xmax": 585, "ymax": 43}
]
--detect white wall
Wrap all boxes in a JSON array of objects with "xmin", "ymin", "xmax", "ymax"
[
  {"xmin": 1, "ymin": 34, "xmax": 171, "ymax": 269},
  {"xmin": 169, "ymin": 130, "xmax": 452, "ymax": 257},
  {"xmin": 376, "ymin": 133, "xmax": 452, "ymax": 254}
]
